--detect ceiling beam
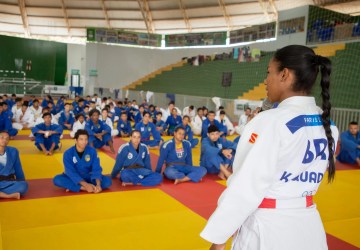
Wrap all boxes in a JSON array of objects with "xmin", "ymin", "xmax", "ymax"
[
  {"xmin": 18, "ymin": 0, "xmax": 30, "ymax": 37},
  {"xmin": 137, "ymin": 0, "xmax": 154, "ymax": 33},
  {"xmin": 60, "ymin": 0, "xmax": 71, "ymax": 35},
  {"xmin": 178, "ymin": 0, "xmax": 191, "ymax": 32},
  {"xmin": 269, "ymin": 0, "xmax": 278, "ymax": 19},
  {"xmin": 100, "ymin": 0, "xmax": 111, "ymax": 29},
  {"xmin": 218, "ymin": 0, "xmax": 232, "ymax": 31},
  {"xmin": 258, "ymin": 0, "xmax": 270, "ymax": 21}
]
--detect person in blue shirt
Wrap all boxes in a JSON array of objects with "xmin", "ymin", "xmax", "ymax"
[
  {"xmin": 53, "ymin": 129, "xmax": 112, "ymax": 193},
  {"xmin": 0, "ymin": 131, "xmax": 28, "ymax": 199},
  {"xmin": 0, "ymin": 103, "xmax": 18, "ymax": 138},
  {"xmin": 111, "ymin": 130, "xmax": 162, "ymax": 186},
  {"xmin": 155, "ymin": 112, "xmax": 166, "ymax": 136},
  {"xmin": 176, "ymin": 115, "xmax": 199, "ymax": 148},
  {"xmin": 114, "ymin": 101, "xmax": 124, "ymax": 118},
  {"xmin": 200, "ymin": 125, "xmax": 236, "ymax": 180},
  {"xmin": 156, "ymin": 126, "xmax": 206, "ymax": 184},
  {"xmin": 133, "ymin": 106, "xmax": 144, "ymax": 125},
  {"xmin": 135, "ymin": 112, "xmax": 163, "ymax": 149},
  {"xmin": 55, "ymin": 96, "xmax": 65, "ymax": 114},
  {"xmin": 47, "ymin": 102, "xmax": 57, "ymax": 116},
  {"xmin": 31, "ymin": 112, "xmax": 63, "ymax": 155},
  {"xmin": 337, "ymin": 121, "xmax": 360, "ymax": 166},
  {"xmin": 165, "ymin": 108, "xmax": 182, "ymax": 136},
  {"xmin": 58, "ymin": 103, "xmax": 75, "ymax": 130},
  {"xmin": 72, "ymin": 96, "xmax": 80, "ymax": 109},
  {"xmin": 117, "ymin": 112, "xmax": 132, "ymax": 137},
  {"xmin": 85, "ymin": 109, "xmax": 115, "ymax": 153},
  {"xmin": 73, "ymin": 98, "xmax": 85, "ymax": 115},
  {"xmin": 201, "ymin": 111, "xmax": 223, "ymax": 139},
  {"xmin": 41, "ymin": 95, "xmax": 53, "ymax": 108}
]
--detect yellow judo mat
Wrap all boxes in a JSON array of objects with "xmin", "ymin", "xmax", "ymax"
[{"xmin": 0, "ymin": 133, "xmax": 358, "ymax": 250}]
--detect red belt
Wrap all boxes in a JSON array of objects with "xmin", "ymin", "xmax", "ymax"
[{"xmin": 258, "ymin": 196, "xmax": 313, "ymax": 209}]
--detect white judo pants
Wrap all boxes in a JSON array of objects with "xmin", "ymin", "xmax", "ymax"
[{"xmin": 231, "ymin": 205, "xmax": 327, "ymax": 250}]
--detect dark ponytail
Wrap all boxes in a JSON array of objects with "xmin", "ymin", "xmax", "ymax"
[
  {"xmin": 317, "ymin": 56, "xmax": 335, "ymax": 182},
  {"xmin": 273, "ymin": 45, "xmax": 336, "ymax": 183}
]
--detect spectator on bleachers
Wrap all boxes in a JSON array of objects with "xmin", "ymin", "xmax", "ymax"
[
  {"xmin": 0, "ymin": 131, "xmax": 28, "ymax": 199},
  {"xmin": 337, "ymin": 121, "xmax": 360, "ymax": 167}
]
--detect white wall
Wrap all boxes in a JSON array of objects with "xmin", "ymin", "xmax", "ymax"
[{"xmin": 67, "ymin": 44, "xmax": 86, "ymax": 86}]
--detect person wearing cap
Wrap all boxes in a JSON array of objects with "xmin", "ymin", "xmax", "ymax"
[
  {"xmin": 53, "ymin": 129, "xmax": 112, "ymax": 193},
  {"xmin": 31, "ymin": 112, "xmax": 63, "ymax": 155},
  {"xmin": 0, "ymin": 130, "xmax": 28, "ymax": 199},
  {"xmin": 200, "ymin": 124, "xmax": 236, "ymax": 179},
  {"xmin": 111, "ymin": 130, "xmax": 162, "ymax": 186},
  {"xmin": 156, "ymin": 126, "xmax": 206, "ymax": 184},
  {"xmin": 84, "ymin": 109, "xmax": 115, "ymax": 153}
]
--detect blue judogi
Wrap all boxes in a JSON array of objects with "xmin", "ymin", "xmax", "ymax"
[
  {"xmin": 219, "ymin": 119, "xmax": 228, "ymax": 136},
  {"xmin": 111, "ymin": 142, "xmax": 162, "ymax": 186},
  {"xmin": 200, "ymin": 137, "xmax": 237, "ymax": 174},
  {"xmin": 84, "ymin": 120, "xmax": 112, "ymax": 149},
  {"xmin": 201, "ymin": 119, "xmax": 223, "ymax": 139},
  {"xmin": 116, "ymin": 119, "xmax": 132, "ymax": 136},
  {"xmin": 133, "ymin": 110, "xmax": 143, "ymax": 124},
  {"xmin": 5, "ymin": 99, "xmax": 14, "ymax": 108},
  {"xmin": 0, "ymin": 112, "xmax": 18, "ymax": 137},
  {"xmin": 337, "ymin": 130, "xmax": 360, "ymax": 164},
  {"xmin": 155, "ymin": 120, "xmax": 167, "ymax": 135},
  {"xmin": 165, "ymin": 115, "xmax": 182, "ymax": 135},
  {"xmin": 72, "ymin": 101, "xmax": 78, "ymax": 108},
  {"xmin": 176, "ymin": 124, "xmax": 199, "ymax": 148},
  {"xmin": 114, "ymin": 107, "xmax": 123, "ymax": 117},
  {"xmin": 55, "ymin": 99, "xmax": 65, "ymax": 114},
  {"xmin": 156, "ymin": 139, "xmax": 206, "ymax": 182},
  {"xmin": 0, "ymin": 147, "xmax": 28, "ymax": 195},
  {"xmin": 41, "ymin": 99, "xmax": 52, "ymax": 108},
  {"xmin": 32, "ymin": 123, "xmax": 63, "ymax": 151},
  {"xmin": 53, "ymin": 145, "xmax": 112, "ymax": 192},
  {"xmin": 135, "ymin": 121, "xmax": 162, "ymax": 147},
  {"xmin": 58, "ymin": 111, "xmax": 75, "ymax": 130},
  {"xmin": 73, "ymin": 105, "xmax": 84, "ymax": 115}
]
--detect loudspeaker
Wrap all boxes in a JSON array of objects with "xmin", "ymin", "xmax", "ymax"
[{"xmin": 221, "ymin": 72, "xmax": 232, "ymax": 87}]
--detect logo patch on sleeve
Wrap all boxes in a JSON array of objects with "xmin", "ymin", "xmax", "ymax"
[{"xmin": 249, "ymin": 133, "xmax": 258, "ymax": 144}]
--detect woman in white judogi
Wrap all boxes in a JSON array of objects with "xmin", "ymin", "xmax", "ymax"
[{"xmin": 201, "ymin": 45, "xmax": 338, "ymax": 250}]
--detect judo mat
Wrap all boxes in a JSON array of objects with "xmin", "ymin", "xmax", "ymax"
[{"xmin": 0, "ymin": 132, "xmax": 358, "ymax": 250}]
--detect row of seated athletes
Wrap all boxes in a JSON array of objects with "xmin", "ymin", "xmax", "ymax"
[
  {"xmin": 1, "ymin": 95, "xmax": 244, "ymax": 143},
  {"xmin": 0, "ymin": 124, "xmax": 238, "ymax": 199}
]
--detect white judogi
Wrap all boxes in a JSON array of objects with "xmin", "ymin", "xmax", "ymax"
[
  {"xmin": 12, "ymin": 109, "xmax": 34, "ymax": 130},
  {"xmin": 99, "ymin": 116, "xmax": 119, "ymax": 137},
  {"xmin": 235, "ymin": 114, "xmax": 248, "ymax": 135},
  {"xmin": 201, "ymin": 96, "xmax": 339, "ymax": 250},
  {"xmin": 192, "ymin": 115, "xmax": 205, "ymax": 135},
  {"xmin": 216, "ymin": 115, "xmax": 235, "ymax": 135},
  {"xmin": 183, "ymin": 106, "xmax": 196, "ymax": 120},
  {"xmin": 29, "ymin": 106, "xmax": 43, "ymax": 120},
  {"xmin": 70, "ymin": 120, "xmax": 86, "ymax": 138}
]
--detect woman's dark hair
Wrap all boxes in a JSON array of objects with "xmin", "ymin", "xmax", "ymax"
[
  {"xmin": 74, "ymin": 129, "xmax": 89, "ymax": 139},
  {"xmin": 273, "ymin": 45, "xmax": 335, "ymax": 182},
  {"xmin": 130, "ymin": 130, "xmax": 141, "ymax": 137}
]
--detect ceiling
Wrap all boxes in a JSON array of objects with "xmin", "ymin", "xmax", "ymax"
[{"xmin": 0, "ymin": 0, "xmax": 359, "ymax": 43}]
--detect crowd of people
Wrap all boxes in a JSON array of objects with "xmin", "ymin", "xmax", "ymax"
[{"xmin": 0, "ymin": 92, "xmax": 264, "ymax": 200}]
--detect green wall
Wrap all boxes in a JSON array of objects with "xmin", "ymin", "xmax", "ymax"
[{"xmin": 0, "ymin": 35, "xmax": 67, "ymax": 85}]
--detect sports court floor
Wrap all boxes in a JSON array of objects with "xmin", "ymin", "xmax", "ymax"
[{"xmin": 0, "ymin": 130, "xmax": 358, "ymax": 250}]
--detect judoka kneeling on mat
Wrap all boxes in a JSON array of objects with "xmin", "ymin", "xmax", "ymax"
[
  {"xmin": 53, "ymin": 129, "xmax": 112, "ymax": 193},
  {"xmin": 111, "ymin": 130, "xmax": 162, "ymax": 186},
  {"xmin": 0, "ymin": 131, "xmax": 28, "ymax": 199},
  {"xmin": 156, "ymin": 126, "xmax": 207, "ymax": 184}
]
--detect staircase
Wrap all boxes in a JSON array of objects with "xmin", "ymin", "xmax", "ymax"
[
  {"xmin": 123, "ymin": 60, "xmax": 187, "ymax": 90},
  {"xmin": 238, "ymin": 83, "xmax": 267, "ymax": 100},
  {"xmin": 313, "ymin": 43, "xmax": 345, "ymax": 57}
]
